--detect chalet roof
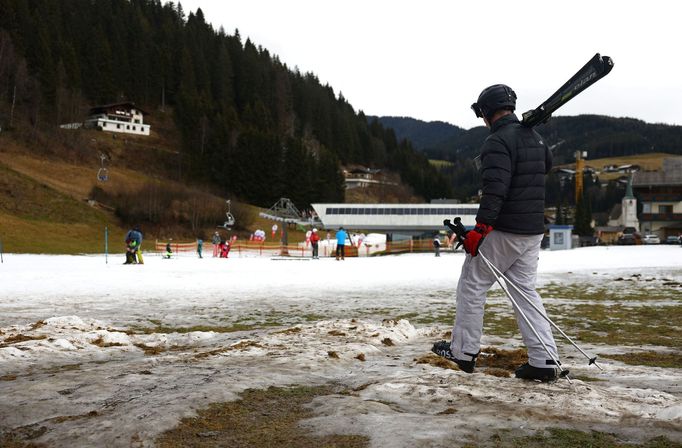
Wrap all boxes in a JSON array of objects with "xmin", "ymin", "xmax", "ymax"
[
  {"xmin": 633, "ymin": 157, "xmax": 682, "ymax": 187},
  {"xmin": 348, "ymin": 167, "xmax": 381, "ymax": 175},
  {"xmin": 89, "ymin": 102, "xmax": 150, "ymax": 116},
  {"xmin": 595, "ymin": 225, "xmax": 623, "ymax": 233},
  {"xmin": 609, "ymin": 203, "xmax": 622, "ymax": 220}
]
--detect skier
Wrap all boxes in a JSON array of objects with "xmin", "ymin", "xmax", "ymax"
[
  {"xmin": 123, "ymin": 229, "xmax": 135, "ymax": 264},
  {"xmin": 219, "ymin": 239, "xmax": 230, "ymax": 258},
  {"xmin": 211, "ymin": 231, "xmax": 221, "ymax": 257},
  {"xmin": 432, "ymin": 84, "xmax": 560, "ymax": 381},
  {"xmin": 124, "ymin": 226, "xmax": 143, "ymax": 264},
  {"xmin": 132, "ymin": 226, "xmax": 144, "ymax": 264},
  {"xmin": 335, "ymin": 227, "xmax": 347, "ymax": 260},
  {"xmin": 310, "ymin": 228, "xmax": 320, "ymax": 259},
  {"xmin": 197, "ymin": 238, "xmax": 203, "ymax": 259},
  {"xmin": 164, "ymin": 240, "xmax": 173, "ymax": 259},
  {"xmin": 433, "ymin": 234, "xmax": 441, "ymax": 257}
]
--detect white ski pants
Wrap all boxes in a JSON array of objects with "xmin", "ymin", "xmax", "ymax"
[{"xmin": 450, "ymin": 230, "xmax": 559, "ymax": 368}]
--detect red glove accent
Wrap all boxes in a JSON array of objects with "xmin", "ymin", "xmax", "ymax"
[{"xmin": 463, "ymin": 222, "xmax": 493, "ymax": 256}]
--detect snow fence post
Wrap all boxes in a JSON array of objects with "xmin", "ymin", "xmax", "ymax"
[{"xmin": 104, "ymin": 226, "xmax": 108, "ymax": 264}]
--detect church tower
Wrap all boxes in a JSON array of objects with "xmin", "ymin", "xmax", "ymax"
[{"xmin": 621, "ymin": 176, "xmax": 639, "ymax": 230}]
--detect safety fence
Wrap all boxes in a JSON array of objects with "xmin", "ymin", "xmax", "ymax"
[{"xmin": 152, "ymin": 238, "xmax": 454, "ymax": 258}]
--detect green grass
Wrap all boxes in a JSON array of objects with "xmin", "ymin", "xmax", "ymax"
[
  {"xmin": 548, "ymin": 303, "xmax": 682, "ymax": 347},
  {"xmin": 601, "ymin": 352, "xmax": 682, "ymax": 369},
  {"xmin": 538, "ymin": 281, "xmax": 682, "ymax": 302},
  {"xmin": 480, "ymin": 428, "xmax": 682, "ymax": 448},
  {"xmin": 156, "ymin": 385, "xmax": 368, "ymax": 448},
  {"xmin": 125, "ymin": 323, "xmax": 280, "ymax": 335},
  {"xmin": 429, "ymin": 159, "xmax": 455, "ymax": 168},
  {"xmin": 0, "ymin": 163, "xmax": 126, "ymax": 253}
]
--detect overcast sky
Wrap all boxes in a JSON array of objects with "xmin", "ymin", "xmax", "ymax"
[{"xmin": 179, "ymin": 0, "xmax": 681, "ymax": 130}]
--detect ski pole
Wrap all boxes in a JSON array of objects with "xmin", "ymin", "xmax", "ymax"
[
  {"xmin": 478, "ymin": 250, "xmax": 571, "ymax": 382},
  {"xmin": 446, "ymin": 217, "xmax": 600, "ymax": 369},
  {"xmin": 480, "ymin": 254, "xmax": 602, "ymax": 370}
]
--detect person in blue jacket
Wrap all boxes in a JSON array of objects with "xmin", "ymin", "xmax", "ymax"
[
  {"xmin": 335, "ymin": 227, "xmax": 347, "ymax": 260},
  {"xmin": 124, "ymin": 226, "xmax": 144, "ymax": 264},
  {"xmin": 124, "ymin": 226, "xmax": 143, "ymax": 264}
]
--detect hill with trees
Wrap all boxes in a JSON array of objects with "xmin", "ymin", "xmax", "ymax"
[
  {"xmin": 0, "ymin": 0, "xmax": 452, "ymax": 214},
  {"xmin": 374, "ymin": 115, "xmax": 682, "ymax": 163},
  {"xmin": 366, "ymin": 116, "xmax": 465, "ymax": 154}
]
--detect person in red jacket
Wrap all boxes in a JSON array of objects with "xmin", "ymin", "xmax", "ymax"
[
  {"xmin": 219, "ymin": 239, "xmax": 231, "ymax": 258},
  {"xmin": 310, "ymin": 228, "xmax": 321, "ymax": 259}
]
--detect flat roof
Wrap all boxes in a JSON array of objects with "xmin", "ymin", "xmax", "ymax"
[{"xmin": 311, "ymin": 203, "xmax": 479, "ymax": 232}]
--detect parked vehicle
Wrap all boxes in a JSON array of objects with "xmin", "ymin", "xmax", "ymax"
[
  {"xmin": 617, "ymin": 234, "xmax": 636, "ymax": 245},
  {"xmin": 664, "ymin": 235, "xmax": 681, "ymax": 245},
  {"xmin": 642, "ymin": 234, "xmax": 660, "ymax": 244}
]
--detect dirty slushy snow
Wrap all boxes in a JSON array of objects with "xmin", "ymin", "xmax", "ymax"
[{"xmin": 1, "ymin": 245, "xmax": 681, "ymax": 447}]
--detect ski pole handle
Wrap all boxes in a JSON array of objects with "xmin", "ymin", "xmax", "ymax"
[{"xmin": 444, "ymin": 217, "xmax": 468, "ymax": 249}]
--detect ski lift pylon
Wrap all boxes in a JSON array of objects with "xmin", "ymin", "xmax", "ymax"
[
  {"xmin": 218, "ymin": 199, "xmax": 236, "ymax": 229},
  {"xmin": 97, "ymin": 153, "xmax": 109, "ymax": 182}
]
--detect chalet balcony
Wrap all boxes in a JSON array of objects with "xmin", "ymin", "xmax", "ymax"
[
  {"xmin": 640, "ymin": 213, "xmax": 682, "ymax": 222},
  {"xmin": 639, "ymin": 193, "xmax": 682, "ymax": 202},
  {"xmin": 106, "ymin": 114, "xmax": 133, "ymax": 123}
]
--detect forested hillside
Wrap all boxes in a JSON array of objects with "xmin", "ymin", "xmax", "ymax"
[
  {"xmin": 367, "ymin": 116, "xmax": 465, "ymax": 153},
  {"xmin": 375, "ymin": 115, "xmax": 682, "ymax": 163},
  {"xmin": 0, "ymin": 0, "xmax": 452, "ymax": 209}
]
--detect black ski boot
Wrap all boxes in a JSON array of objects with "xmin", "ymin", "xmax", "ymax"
[
  {"xmin": 431, "ymin": 341, "xmax": 478, "ymax": 373},
  {"xmin": 514, "ymin": 362, "xmax": 560, "ymax": 382}
]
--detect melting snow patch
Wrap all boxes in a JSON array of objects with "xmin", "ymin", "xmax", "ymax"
[
  {"xmin": 0, "ymin": 346, "xmax": 30, "ymax": 360},
  {"xmin": 50, "ymin": 338, "xmax": 77, "ymax": 351},
  {"xmin": 657, "ymin": 404, "xmax": 682, "ymax": 421}
]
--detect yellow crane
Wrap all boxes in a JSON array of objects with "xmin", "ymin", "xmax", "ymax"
[{"xmin": 574, "ymin": 150, "xmax": 587, "ymax": 202}]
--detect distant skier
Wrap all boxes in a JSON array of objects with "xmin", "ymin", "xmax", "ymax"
[
  {"xmin": 211, "ymin": 231, "xmax": 221, "ymax": 257},
  {"xmin": 124, "ymin": 226, "xmax": 143, "ymax": 264},
  {"xmin": 164, "ymin": 240, "xmax": 172, "ymax": 259},
  {"xmin": 310, "ymin": 228, "xmax": 320, "ymax": 259},
  {"xmin": 133, "ymin": 226, "xmax": 144, "ymax": 264},
  {"xmin": 197, "ymin": 238, "xmax": 203, "ymax": 259},
  {"xmin": 433, "ymin": 235, "xmax": 441, "ymax": 257},
  {"xmin": 432, "ymin": 84, "xmax": 560, "ymax": 381},
  {"xmin": 219, "ymin": 239, "xmax": 230, "ymax": 258},
  {"xmin": 124, "ymin": 230, "xmax": 135, "ymax": 264},
  {"xmin": 335, "ymin": 227, "xmax": 347, "ymax": 260}
]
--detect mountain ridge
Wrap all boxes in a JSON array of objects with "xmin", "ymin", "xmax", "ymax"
[{"xmin": 372, "ymin": 114, "xmax": 682, "ymax": 164}]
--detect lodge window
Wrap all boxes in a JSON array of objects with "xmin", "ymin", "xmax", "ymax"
[{"xmin": 659, "ymin": 205, "xmax": 673, "ymax": 214}]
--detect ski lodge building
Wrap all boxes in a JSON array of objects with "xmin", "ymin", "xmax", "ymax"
[
  {"xmin": 84, "ymin": 102, "xmax": 151, "ymax": 136},
  {"xmin": 343, "ymin": 167, "xmax": 397, "ymax": 190},
  {"xmin": 310, "ymin": 203, "xmax": 479, "ymax": 237},
  {"xmin": 633, "ymin": 157, "xmax": 682, "ymax": 238}
]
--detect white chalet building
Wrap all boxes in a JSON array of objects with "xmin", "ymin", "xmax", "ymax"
[{"xmin": 85, "ymin": 102, "xmax": 150, "ymax": 136}]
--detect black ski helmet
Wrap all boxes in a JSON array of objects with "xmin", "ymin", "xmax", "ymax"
[{"xmin": 471, "ymin": 84, "xmax": 516, "ymax": 119}]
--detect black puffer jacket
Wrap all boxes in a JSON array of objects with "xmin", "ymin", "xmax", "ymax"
[{"xmin": 476, "ymin": 113, "xmax": 551, "ymax": 235}]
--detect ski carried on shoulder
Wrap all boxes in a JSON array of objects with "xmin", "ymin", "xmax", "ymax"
[{"xmin": 521, "ymin": 53, "xmax": 614, "ymax": 127}]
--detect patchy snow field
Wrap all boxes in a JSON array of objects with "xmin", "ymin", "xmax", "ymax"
[{"xmin": 1, "ymin": 246, "xmax": 681, "ymax": 447}]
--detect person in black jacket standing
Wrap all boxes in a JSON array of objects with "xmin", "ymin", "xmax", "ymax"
[{"xmin": 432, "ymin": 84, "xmax": 560, "ymax": 381}]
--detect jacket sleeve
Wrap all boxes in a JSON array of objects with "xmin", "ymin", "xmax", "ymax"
[{"xmin": 476, "ymin": 135, "xmax": 512, "ymax": 226}]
